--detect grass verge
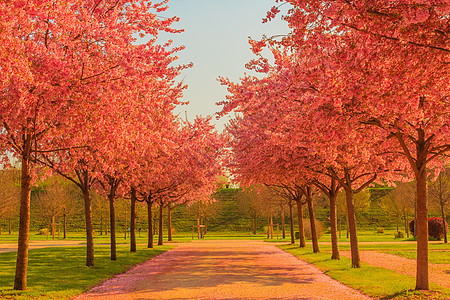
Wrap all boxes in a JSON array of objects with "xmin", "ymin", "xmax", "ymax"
[
  {"xmin": 381, "ymin": 249, "xmax": 450, "ymax": 264},
  {"xmin": 278, "ymin": 244, "xmax": 450, "ymax": 299},
  {"xmin": 0, "ymin": 244, "xmax": 174, "ymax": 299}
]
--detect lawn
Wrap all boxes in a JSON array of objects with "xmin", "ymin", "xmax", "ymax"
[
  {"xmin": 0, "ymin": 244, "xmax": 174, "ymax": 299},
  {"xmin": 279, "ymin": 244, "xmax": 450, "ymax": 299},
  {"xmin": 381, "ymin": 249, "xmax": 450, "ymax": 264}
]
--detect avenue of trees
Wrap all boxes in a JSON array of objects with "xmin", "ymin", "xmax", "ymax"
[
  {"xmin": 218, "ymin": 0, "xmax": 449, "ymax": 291},
  {"xmin": 1, "ymin": 0, "xmax": 449, "ymax": 295},
  {"xmin": 0, "ymin": 0, "xmax": 222, "ymax": 291}
]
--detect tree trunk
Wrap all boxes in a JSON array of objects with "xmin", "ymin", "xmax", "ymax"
[
  {"xmin": 167, "ymin": 205, "xmax": 172, "ymax": 242},
  {"xmin": 266, "ymin": 217, "xmax": 269, "ymax": 238},
  {"xmin": 415, "ymin": 168, "xmax": 429, "ymax": 290},
  {"xmin": 441, "ymin": 204, "xmax": 447, "ymax": 244},
  {"xmin": 63, "ymin": 213, "xmax": 66, "ymax": 239},
  {"xmin": 147, "ymin": 200, "xmax": 153, "ymax": 248},
  {"xmin": 338, "ymin": 214, "xmax": 341, "ymax": 238},
  {"xmin": 289, "ymin": 204, "xmax": 294, "ymax": 244},
  {"xmin": 14, "ymin": 135, "xmax": 32, "ymax": 290},
  {"xmin": 396, "ymin": 214, "xmax": 399, "ymax": 232},
  {"xmin": 197, "ymin": 217, "xmax": 200, "ymax": 239},
  {"xmin": 306, "ymin": 190, "xmax": 319, "ymax": 253},
  {"xmin": 346, "ymin": 216, "xmax": 349, "ymax": 239},
  {"xmin": 51, "ymin": 216, "xmax": 55, "ymax": 240},
  {"xmin": 9, "ymin": 217, "xmax": 11, "ymax": 234},
  {"xmin": 329, "ymin": 192, "xmax": 340, "ymax": 260},
  {"xmin": 281, "ymin": 208, "xmax": 286, "ymax": 239},
  {"xmin": 414, "ymin": 200, "xmax": 417, "ymax": 238},
  {"xmin": 130, "ymin": 188, "xmax": 137, "ymax": 252},
  {"xmin": 82, "ymin": 182, "xmax": 94, "ymax": 267},
  {"xmin": 344, "ymin": 186, "xmax": 360, "ymax": 268},
  {"xmin": 297, "ymin": 199, "xmax": 305, "ymax": 247},
  {"xmin": 270, "ymin": 215, "xmax": 273, "ymax": 239},
  {"xmin": 158, "ymin": 203, "xmax": 163, "ymax": 246},
  {"xmin": 109, "ymin": 191, "xmax": 116, "ymax": 261},
  {"xmin": 404, "ymin": 211, "xmax": 409, "ymax": 238}
]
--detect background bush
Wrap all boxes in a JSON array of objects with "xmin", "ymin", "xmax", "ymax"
[
  {"xmin": 409, "ymin": 217, "xmax": 448, "ymax": 240},
  {"xmin": 303, "ymin": 219, "xmax": 323, "ymax": 240},
  {"xmin": 394, "ymin": 230, "xmax": 404, "ymax": 238}
]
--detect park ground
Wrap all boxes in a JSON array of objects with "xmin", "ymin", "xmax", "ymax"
[{"xmin": 0, "ymin": 231, "xmax": 449, "ymax": 299}]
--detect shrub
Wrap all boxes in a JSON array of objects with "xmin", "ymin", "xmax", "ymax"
[
  {"xmin": 408, "ymin": 219, "xmax": 415, "ymax": 235},
  {"xmin": 394, "ymin": 230, "xmax": 404, "ymax": 239},
  {"xmin": 428, "ymin": 217, "xmax": 448, "ymax": 240},
  {"xmin": 377, "ymin": 227, "xmax": 384, "ymax": 234},
  {"xmin": 409, "ymin": 217, "xmax": 448, "ymax": 240},
  {"xmin": 303, "ymin": 219, "xmax": 323, "ymax": 240},
  {"xmin": 39, "ymin": 228, "xmax": 48, "ymax": 235}
]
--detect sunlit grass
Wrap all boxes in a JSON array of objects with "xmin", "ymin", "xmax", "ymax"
[
  {"xmin": 279, "ymin": 244, "xmax": 450, "ymax": 299},
  {"xmin": 0, "ymin": 244, "xmax": 174, "ymax": 299}
]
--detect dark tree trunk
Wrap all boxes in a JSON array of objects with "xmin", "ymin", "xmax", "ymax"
[
  {"xmin": 289, "ymin": 204, "xmax": 294, "ymax": 244},
  {"xmin": 167, "ymin": 204, "xmax": 172, "ymax": 242},
  {"xmin": 147, "ymin": 200, "xmax": 153, "ymax": 248},
  {"xmin": 404, "ymin": 212, "xmax": 409, "ymax": 238},
  {"xmin": 130, "ymin": 188, "xmax": 137, "ymax": 252},
  {"xmin": 270, "ymin": 215, "xmax": 273, "ymax": 239},
  {"xmin": 63, "ymin": 213, "xmax": 66, "ymax": 239},
  {"xmin": 109, "ymin": 191, "xmax": 116, "ymax": 261},
  {"xmin": 281, "ymin": 208, "xmax": 286, "ymax": 239},
  {"xmin": 14, "ymin": 135, "xmax": 32, "ymax": 290},
  {"xmin": 266, "ymin": 217, "xmax": 269, "ymax": 238},
  {"xmin": 344, "ymin": 186, "xmax": 360, "ymax": 268},
  {"xmin": 296, "ymin": 199, "xmax": 306, "ymax": 247},
  {"xmin": 329, "ymin": 192, "xmax": 340, "ymax": 260},
  {"xmin": 9, "ymin": 217, "xmax": 12, "ymax": 234},
  {"xmin": 305, "ymin": 188, "xmax": 319, "ymax": 253},
  {"xmin": 158, "ymin": 202, "xmax": 163, "ymax": 246},
  {"xmin": 415, "ymin": 166, "xmax": 428, "ymax": 289},
  {"xmin": 82, "ymin": 184, "xmax": 94, "ymax": 267},
  {"xmin": 395, "ymin": 129, "xmax": 429, "ymax": 290},
  {"xmin": 51, "ymin": 216, "xmax": 55, "ymax": 240},
  {"xmin": 441, "ymin": 205, "xmax": 447, "ymax": 244}
]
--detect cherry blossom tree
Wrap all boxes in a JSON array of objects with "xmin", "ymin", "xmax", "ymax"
[
  {"xmin": 265, "ymin": 0, "xmax": 449, "ymax": 289},
  {"xmin": 0, "ymin": 0, "xmax": 186, "ymax": 290}
]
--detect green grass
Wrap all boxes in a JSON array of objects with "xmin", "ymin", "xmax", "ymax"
[
  {"xmin": 0, "ymin": 244, "xmax": 174, "ymax": 299},
  {"xmin": 279, "ymin": 244, "xmax": 450, "ymax": 299},
  {"xmin": 318, "ymin": 229, "xmax": 411, "ymax": 242},
  {"xmin": 381, "ymin": 249, "xmax": 450, "ymax": 264}
]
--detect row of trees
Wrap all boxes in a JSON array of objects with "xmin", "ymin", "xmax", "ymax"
[
  {"xmin": 219, "ymin": 0, "xmax": 449, "ymax": 291},
  {"xmin": 1, "ymin": 0, "xmax": 222, "ymax": 291}
]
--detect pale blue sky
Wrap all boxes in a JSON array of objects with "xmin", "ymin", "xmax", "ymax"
[{"xmin": 158, "ymin": 0, "xmax": 290, "ymax": 131}]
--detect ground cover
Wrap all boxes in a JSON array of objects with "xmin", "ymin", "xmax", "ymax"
[
  {"xmin": 0, "ymin": 244, "xmax": 173, "ymax": 299},
  {"xmin": 279, "ymin": 244, "xmax": 450, "ymax": 299},
  {"xmin": 380, "ymin": 250, "xmax": 450, "ymax": 264}
]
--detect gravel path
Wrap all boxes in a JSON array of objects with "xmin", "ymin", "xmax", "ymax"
[
  {"xmin": 340, "ymin": 250, "xmax": 450, "ymax": 289},
  {"xmin": 75, "ymin": 240, "xmax": 371, "ymax": 300}
]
